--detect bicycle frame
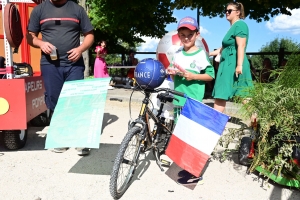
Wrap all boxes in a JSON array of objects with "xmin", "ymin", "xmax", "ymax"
[
  {"xmin": 130, "ymin": 91, "xmax": 173, "ymax": 139},
  {"xmin": 128, "ymin": 89, "xmax": 174, "ymax": 170}
]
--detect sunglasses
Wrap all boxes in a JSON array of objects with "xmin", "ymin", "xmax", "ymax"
[{"xmin": 224, "ymin": 9, "xmax": 237, "ymax": 14}]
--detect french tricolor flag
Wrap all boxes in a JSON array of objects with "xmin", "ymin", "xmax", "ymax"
[{"xmin": 166, "ymin": 97, "xmax": 230, "ymax": 177}]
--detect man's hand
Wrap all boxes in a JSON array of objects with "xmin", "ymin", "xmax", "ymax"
[
  {"xmin": 67, "ymin": 48, "xmax": 83, "ymax": 62},
  {"xmin": 40, "ymin": 42, "xmax": 54, "ymax": 55}
]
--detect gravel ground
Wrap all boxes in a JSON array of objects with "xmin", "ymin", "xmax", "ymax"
[{"xmin": 0, "ymin": 99, "xmax": 299, "ymax": 200}]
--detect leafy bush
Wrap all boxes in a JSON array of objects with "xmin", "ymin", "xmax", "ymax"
[{"xmin": 241, "ymin": 52, "xmax": 300, "ymax": 180}]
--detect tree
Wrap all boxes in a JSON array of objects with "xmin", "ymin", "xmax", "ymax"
[
  {"xmin": 76, "ymin": 0, "xmax": 91, "ymax": 77},
  {"xmin": 250, "ymin": 38, "xmax": 299, "ymax": 69},
  {"xmin": 84, "ymin": 0, "xmax": 300, "ymax": 76},
  {"xmin": 172, "ymin": 0, "xmax": 300, "ymax": 22},
  {"xmin": 88, "ymin": 0, "xmax": 176, "ymax": 53}
]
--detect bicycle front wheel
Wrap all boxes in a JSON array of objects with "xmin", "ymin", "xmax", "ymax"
[{"xmin": 110, "ymin": 126, "xmax": 142, "ymax": 199}]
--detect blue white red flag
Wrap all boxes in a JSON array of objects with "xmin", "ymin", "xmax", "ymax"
[{"xmin": 166, "ymin": 97, "xmax": 230, "ymax": 177}]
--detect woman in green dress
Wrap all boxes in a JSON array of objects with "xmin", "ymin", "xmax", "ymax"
[{"xmin": 209, "ymin": 2, "xmax": 253, "ymax": 113}]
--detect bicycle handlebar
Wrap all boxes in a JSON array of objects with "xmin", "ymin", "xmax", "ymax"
[
  {"xmin": 132, "ymin": 86, "xmax": 186, "ymax": 98},
  {"xmin": 110, "ymin": 78, "xmax": 186, "ymax": 98},
  {"xmin": 153, "ymin": 88, "xmax": 185, "ymax": 97}
]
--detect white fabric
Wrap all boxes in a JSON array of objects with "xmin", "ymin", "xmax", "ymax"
[
  {"xmin": 150, "ymin": 79, "xmax": 174, "ymax": 119},
  {"xmin": 172, "ymin": 48, "xmax": 210, "ymax": 72},
  {"xmin": 214, "ymin": 53, "xmax": 221, "ymax": 62},
  {"xmin": 173, "ymin": 115, "xmax": 221, "ymax": 155}
]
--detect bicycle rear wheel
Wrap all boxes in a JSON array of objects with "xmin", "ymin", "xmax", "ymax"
[{"xmin": 110, "ymin": 126, "xmax": 142, "ymax": 199}]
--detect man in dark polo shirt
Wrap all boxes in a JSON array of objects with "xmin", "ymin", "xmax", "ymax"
[{"xmin": 27, "ymin": 0, "xmax": 94, "ymax": 156}]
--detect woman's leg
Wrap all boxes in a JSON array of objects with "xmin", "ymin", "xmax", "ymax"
[{"xmin": 214, "ymin": 98, "xmax": 226, "ymax": 113}]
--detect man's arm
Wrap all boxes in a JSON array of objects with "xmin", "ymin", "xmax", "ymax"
[
  {"xmin": 26, "ymin": 31, "xmax": 41, "ymax": 48},
  {"xmin": 67, "ymin": 31, "xmax": 94, "ymax": 62},
  {"xmin": 26, "ymin": 31, "xmax": 54, "ymax": 55},
  {"xmin": 78, "ymin": 31, "xmax": 94, "ymax": 53}
]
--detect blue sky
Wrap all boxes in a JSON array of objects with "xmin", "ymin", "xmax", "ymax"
[{"xmin": 136, "ymin": 8, "xmax": 300, "ymax": 60}]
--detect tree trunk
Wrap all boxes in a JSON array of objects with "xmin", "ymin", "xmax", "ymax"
[
  {"xmin": 80, "ymin": 36, "xmax": 90, "ymax": 78},
  {"xmin": 78, "ymin": 0, "xmax": 90, "ymax": 78}
]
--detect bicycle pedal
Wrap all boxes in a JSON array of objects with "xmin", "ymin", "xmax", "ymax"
[{"xmin": 160, "ymin": 159, "xmax": 171, "ymax": 166}]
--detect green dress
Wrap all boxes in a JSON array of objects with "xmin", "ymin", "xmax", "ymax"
[{"xmin": 212, "ymin": 20, "xmax": 253, "ymax": 100}]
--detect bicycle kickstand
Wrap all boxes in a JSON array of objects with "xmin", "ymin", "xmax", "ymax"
[{"xmin": 153, "ymin": 147, "xmax": 165, "ymax": 172}]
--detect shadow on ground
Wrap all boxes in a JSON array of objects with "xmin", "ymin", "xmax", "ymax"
[
  {"xmin": 251, "ymin": 170, "xmax": 300, "ymax": 199},
  {"xmin": 68, "ymin": 147, "xmax": 157, "ymax": 177},
  {"xmin": 213, "ymin": 150, "xmax": 300, "ymax": 199},
  {"xmin": 68, "ymin": 143, "xmax": 120, "ymax": 175},
  {"xmin": 228, "ymin": 116, "xmax": 248, "ymax": 127},
  {"xmin": 268, "ymin": 181, "xmax": 300, "ymax": 200},
  {"xmin": 101, "ymin": 112, "xmax": 119, "ymax": 134},
  {"xmin": 124, "ymin": 153, "xmax": 156, "ymax": 192}
]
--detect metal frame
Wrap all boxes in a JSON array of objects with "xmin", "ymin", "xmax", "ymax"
[{"xmin": 1, "ymin": 0, "xmax": 36, "ymax": 79}]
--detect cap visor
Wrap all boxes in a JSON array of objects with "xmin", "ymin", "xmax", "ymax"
[{"xmin": 177, "ymin": 24, "xmax": 197, "ymax": 30}]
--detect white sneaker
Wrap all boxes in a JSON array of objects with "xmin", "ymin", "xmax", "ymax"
[
  {"xmin": 75, "ymin": 148, "xmax": 90, "ymax": 156},
  {"xmin": 52, "ymin": 147, "xmax": 69, "ymax": 153},
  {"xmin": 108, "ymin": 86, "xmax": 114, "ymax": 90}
]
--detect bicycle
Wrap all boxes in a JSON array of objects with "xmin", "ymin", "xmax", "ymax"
[{"xmin": 109, "ymin": 85, "xmax": 185, "ymax": 199}]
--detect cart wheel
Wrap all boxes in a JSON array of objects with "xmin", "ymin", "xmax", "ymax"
[
  {"xmin": 238, "ymin": 137, "xmax": 252, "ymax": 166},
  {"xmin": 0, "ymin": 130, "xmax": 27, "ymax": 150},
  {"xmin": 30, "ymin": 112, "xmax": 50, "ymax": 127}
]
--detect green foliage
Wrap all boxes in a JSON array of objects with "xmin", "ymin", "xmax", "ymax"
[
  {"xmin": 277, "ymin": 53, "xmax": 300, "ymax": 88},
  {"xmin": 241, "ymin": 53, "xmax": 300, "ymax": 181},
  {"xmin": 218, "ymin": 52, "xmax": 300, "ymax": 183},
  {"xmin": 82, "ymin": 0, "xmax": 300, "ymax": 76},
  {"xmin": 250, "ymin": 38, "xmax": 300, "ymax": 70},
  {"xmin": 87, "ymin": 0, "xmax": 176, "ymax": 53},
  {"xmin": 85, "ymin": 0, "xmax": 300, "ymax": 62},
  {"xmin": 172, "ymin": 0, "xmax": 300, "ymax": 22},
  {"xmin": 105, "ymin": 54, "xmax": 122, "ymax": 66}
]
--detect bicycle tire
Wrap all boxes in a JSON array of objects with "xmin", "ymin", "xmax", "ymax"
[{"xmin": 110, "ymin": 126, "xmax": 142, "ymax": 199}]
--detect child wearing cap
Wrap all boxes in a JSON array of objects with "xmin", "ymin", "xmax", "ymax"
[{"xmin": 167, "ymin": 16, "xmax": 215, "ymax": 185}]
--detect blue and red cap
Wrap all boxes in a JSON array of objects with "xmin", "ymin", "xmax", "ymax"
[{"xmin": 177, "ymin": 16, "xmax": 199, "ymax": 31}]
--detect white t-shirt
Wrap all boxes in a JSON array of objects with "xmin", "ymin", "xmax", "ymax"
[
  {"xmin": 171, "ymin": 47, "xmax": 211, "ymax": 73},
  {"xmin": 170, "ymin": 48, "xmax": 215, "ymax": 106}
]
